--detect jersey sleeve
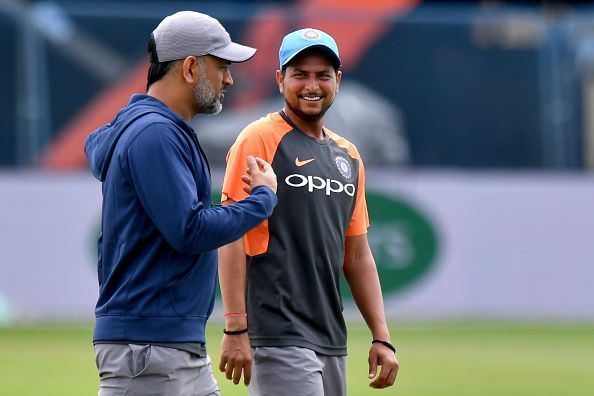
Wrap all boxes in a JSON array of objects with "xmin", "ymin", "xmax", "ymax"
[
  {"xmin": 346, "ymin": 152, "xmax": 370, "ymax": 237},
  {"xmin": 221, "ymin": 115, "xmax": 292, "ymax": 256},
  {"xmin": 222, "ymin": 129, "xmax": 269, "ymax": 204}
]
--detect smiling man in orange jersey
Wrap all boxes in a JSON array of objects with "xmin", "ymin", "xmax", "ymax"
[{"xmin": 218, "ymin": 28, "xmax": 399, "ymax": 395}]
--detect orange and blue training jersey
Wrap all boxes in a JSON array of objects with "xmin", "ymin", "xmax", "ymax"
[{"xmin": 222, "ymin": 111, "xmax": 369, "ymax": 355}]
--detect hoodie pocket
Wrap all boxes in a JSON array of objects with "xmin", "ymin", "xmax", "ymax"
[{"xmin": 168, "ymin": 256, "xmax": 215, "ymax": 316}]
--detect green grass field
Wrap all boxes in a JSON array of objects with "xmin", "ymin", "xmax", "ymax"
[{"xmin": 1, "ymin": 322, "xmax": 593, "ymax": 395}]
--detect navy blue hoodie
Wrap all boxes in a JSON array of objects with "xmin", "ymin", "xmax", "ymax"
[{"xmin": 85, "ymin": 94, "xmax": 276, "ymax": 344}]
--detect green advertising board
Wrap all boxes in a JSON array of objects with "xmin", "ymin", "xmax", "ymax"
[
  {"xmin": 92, "ymin": 190, "xmax": 439, "ymax": 301},
  {"xmin": 341, "ymin": 192, "xmax": 439, "ymax": 299}
]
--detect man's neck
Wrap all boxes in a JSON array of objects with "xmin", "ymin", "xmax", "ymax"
[
  {"xmin": 147, "ymin": 83, "xmax": 194, "ymax": 122},
  {"xmin": 282, "ymin": 107, "xmax": 325, "ymax": 140}
]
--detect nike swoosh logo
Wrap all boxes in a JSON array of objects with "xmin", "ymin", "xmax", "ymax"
[{"xmin": 295, "ymin": 157, "xmax": 315, "ymax": 167}]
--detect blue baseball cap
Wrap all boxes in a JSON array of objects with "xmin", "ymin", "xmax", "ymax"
[{"xmin": 279, "ymin": 28, "xmax": 341, "ymax": 70}]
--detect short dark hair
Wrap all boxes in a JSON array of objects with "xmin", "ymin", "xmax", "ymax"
[{"xmin": 146, "ymin": 34, "xmax": 175, "ymax": 91}]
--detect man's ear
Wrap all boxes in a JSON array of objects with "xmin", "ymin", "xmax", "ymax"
[
  {"xmin": 275, "ymin": 69, "xmax": 284, "ymax": 94},
  {"xmin": 336, "ymin": 70, "xmax": 342, "ymax": 93},
  {"xmin": 181, "ymin": 56, "xmax": 198, "ymax": 84}
]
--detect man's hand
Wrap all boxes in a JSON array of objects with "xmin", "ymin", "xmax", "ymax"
[
  {"xmin": 242, "ymin": 155, "xmax": 277, "ymax": 194},
  {"xmin": 219, "ymin": 333, "xmax": 252, "ymax": 386},
  {"xmin": 368, "ymin": 342, "xmax": 399, "ymax": 389}
]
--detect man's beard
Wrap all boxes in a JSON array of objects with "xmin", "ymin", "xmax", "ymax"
[
  {"xmin": 285, "ymin": 95, "xmax": 334, "ymax": 122},
  {"xmin": 192, "ymin": 73, "xmax": 223, "ymax": 115}
]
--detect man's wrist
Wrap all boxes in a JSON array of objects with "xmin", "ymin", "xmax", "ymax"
[
  {"xmin": 250, "ymin": 185, "xmax": 278, "ymax": 207},
  {"xmin": 224, "ymin": 327, "xmax": 248, "ymax": 335},
  {"xmin": 224, "ymin": 311, "xmax": 247, "ymax": 318},
  {"xmin": 225, "ymin": 317, "xmax": 248, "ymax": 330},
  {"xmin": 370, "ymin": 324, "xmax": 390, "ymax": 342},
  {"xmin": 372, "ymin": 339, "xmax": 397, "ymax": 354}
]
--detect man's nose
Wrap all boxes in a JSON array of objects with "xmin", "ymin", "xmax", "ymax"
[
  {"xmin": 224, "ymin": 69, "xmax": 233, "ymax": 87},
  {"xmin": 304, "ymin": 76, "xmax": 319, "ymax": 91}
]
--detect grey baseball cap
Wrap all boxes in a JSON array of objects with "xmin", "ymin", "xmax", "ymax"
[{"xmin": 152, "ymin": 11, "xmax": 256, "ymax": 63}]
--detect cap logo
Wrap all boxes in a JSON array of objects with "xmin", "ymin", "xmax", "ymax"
[{"xmin": 301, "ymin": 29, "xmax": 321, "ymax": 41}]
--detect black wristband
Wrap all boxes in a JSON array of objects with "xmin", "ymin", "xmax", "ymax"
[
  {"xmin": 223, "ymin": 328, "xmax": 248, "ymax": 335},
  {"xmin": 372, "ymin": 339, "xmax": 396, "ymax": 354}
]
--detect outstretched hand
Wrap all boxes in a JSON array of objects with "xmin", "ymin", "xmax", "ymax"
[
  {"xmin": 368, "ymin": 342, "xmax": 399, "ymax": 389},
  {"xmin": 242, "ymin": 155, "xmax": 277, "ymax": 194}
]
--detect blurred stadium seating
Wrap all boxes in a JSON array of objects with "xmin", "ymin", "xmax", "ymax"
[{"xmin": 2, "ymin": 0, "xmax": 593, "ymax": 169}]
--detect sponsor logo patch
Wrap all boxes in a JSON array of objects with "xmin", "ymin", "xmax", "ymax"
[{"xmin": 335, "ymin": 156, "xmax": 352, "ymax": 179}]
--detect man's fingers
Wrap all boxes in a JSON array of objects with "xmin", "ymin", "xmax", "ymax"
[
  {"xmin": 244, "ymin": 362, "xmax": 252, "ymax": 385},
  {"xmin": 232, "ymin": 366, "xmax": 242, "ymax": 385},
  {"xmin": 387, "ymin": 365, "xmax": 398, "ymax": 387},
  {"xmin": 370, "ymin": 366, "xmax": 391, "ymax": 388},
  {"xmin": 225, "ymin": 361, "xmax": 234, "ymax": 380},
  {"xmin": 242, "ymin": 175, "xmax": 253, "ymax": 194},
  {"xmin": 370, "ymin": 363, "xmax": 391, "ymax": 388},
  {"xmin": 246, "ymin": 155, "xmax": 259, "ymax": 175},
  {"xmin": 218, "ymin": 355, "xmax": 227, "ymax": 372},
  {"xmin": 370, "ymin": 358, "xmax": 399, "ymax": 389},
  {"xmin": 368, "ymin": 353, "xmax": 378, "ymax": 379},
  {"xmin": 255, "ymin": 157, "xmax": 272, "ymax": 172},
  {"xmin": 380, "ymin": 366, "xmax": 392, "ymax": 388}
]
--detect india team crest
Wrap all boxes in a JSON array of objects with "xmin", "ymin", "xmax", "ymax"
[
  {"xmin": 301, "ymin": 29, "xmax": 322, "ymax": 41},
  {"xmin": 335, "ymin": 156, "xmax": 352, "ymax": 179}
]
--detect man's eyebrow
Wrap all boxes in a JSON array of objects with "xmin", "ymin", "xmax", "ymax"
[{"xmin": 291, "ymin": 67, "xmax": 332, "ymax": 74}]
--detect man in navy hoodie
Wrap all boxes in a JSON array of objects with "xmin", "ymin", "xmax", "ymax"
[{"xmin": 84, "ymin": 11, "xmax": 277, "ymax": 396}]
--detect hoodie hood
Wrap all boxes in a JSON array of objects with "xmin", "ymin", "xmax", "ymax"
[{"xmin": 84, "ymin": 94, "xmax": 188, "ymax": 181}]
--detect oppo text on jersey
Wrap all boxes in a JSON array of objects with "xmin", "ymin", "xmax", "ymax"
[{"xmin": 284, "ymin": 174, "xmax": 355, "ymax": 196}]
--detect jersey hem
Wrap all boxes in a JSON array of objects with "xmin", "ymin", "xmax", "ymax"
[{"xmin": 250, "ymin": 337, "xmax": 347, "ymax": 356}]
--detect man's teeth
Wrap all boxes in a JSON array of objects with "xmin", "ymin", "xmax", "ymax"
[{"xmin": 303, "ymin": 96, "xmax": 321, "ymax": 101}]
